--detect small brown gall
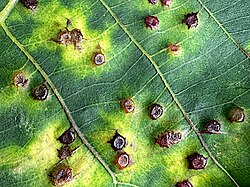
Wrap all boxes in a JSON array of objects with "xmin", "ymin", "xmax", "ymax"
[
  {"xmin": 144, "ymin": 16, "xmax": 159, "ymax": 30},
  {"xmin": 108, "ymin": 131, "xmax": 127, "ymax": 151},
  {"xmin": 200, "ymin": 120, "xmax": 221, "ymax": 134},
  {"xmin": 182, "ymin": 12, "xmax": 198, "ymax": 29},
  {"xmin": 32, "ymin": 84, "xmax": 49, "ymax": 101},
  {"xmin": 175, "ymin": 179, "xmax": 193, "ymax": 187},
  {"xmin": 155, "ymin": 131, "xmax": 182, "ymax": 148},
  {"xmin": 229, "ymin": 107, "xmax": 245, "ymax": 123},
  {"xmin": 49, "ymin": 164, "xmax": 73, "ymax": 186},
  {"xmin": 57, "ymin": 146, "xmax": 80, "ymax": 160},
  {"xmin": 93, "ymin": 53, "xmax": 105, "ymax": 65},
  {"xmin": 58, "ymin": 128, "xmax": 76, "ymax": 145},
  {"xmin": 13, "ymin": 73, "xmax": 29, "ymax": 88},
  {"xmin": 122, "ymin": 98, "xmax": 135, "ymax": 113},
  {"xmin": 161, "ymin": 0, "xmax": 173, "ymax": 8},
  {"xmin": 20, "ymin": 0, "xmax": 38, "ymax": 10},
  {"xmin": 187, "ymin": 153, "xmax": 208, "ymax": 170},
  {"xmin": 149, "ymin": 103, "xmax": 163, "ymax": 120},
  {"xmin": 168, "ymin": 44, "xmax": 180, "ymax": 55},
  {"xmin": 114, "ymin": 152, "xmax": 130, "ymax": 170}
]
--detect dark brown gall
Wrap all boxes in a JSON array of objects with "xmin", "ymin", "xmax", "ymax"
[
  {"xmin": 201, "ymin": 120, "xmax": 221, "ymax": 134},
  {"xmin": 108, "ymin": 131, "xmax": 127, "ymax": 151},
  {"xmin": 187, "ymin": 153, "xmax": 208, "ymax": 170},
  {"xmin": 175, "ymin": 179, "xmax": 193, "ymax": 187},
  {"xmin": 182, "ymin": 12, "xmax": 198, "ymax": 29},
  {"xmin": 57, "ymin": 146, "xmax": 79, "ymax": 160},
  {"xmin": 145, "ymin": 16, "xmax": 159, "ymax": 30},
  {"xmin": 14, "ymin": 73, "xmax": 29, "ymax": 88},
  {"xmin": 155, "ymin": 131, "xmax": 182, "ymax": 148},
  {"xmin": 49, "ymin": 164, "xmax": 73, "ymax": 186},
  {"xmin": 32, "ymin": 84, "xmax": 49, "ymax": 101},
  {"xmin": 114, "ymin": 152, "xmax": 130, "ymax": 170},
  {"xmin": 52, "ymin": 21, "xmax": 84, "ymax": 51},
  {"xmin": 58, "ymin": 128, "xmax": 76, "ymax": 145},
  {"xmin": 229, "ymin": 107, "xmax": 245, "ymax": 122},
  {"xmin": 20, "ymin": 0, "xmax": 38, "ymax": 10},
  {"xmin": 149, "ymin": 103, "xmax": 163, "ymax": 120},
  {"xmin": 122, "ymin": 98, "xmax": 135, "ymax": 113}
]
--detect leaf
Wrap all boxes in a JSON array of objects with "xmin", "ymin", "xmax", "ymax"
[{"xmin": 0, "ymin": 0, "xmax": 250, "ymax": 186}]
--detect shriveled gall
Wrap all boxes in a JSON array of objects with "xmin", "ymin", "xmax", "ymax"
[
  {"xmin": 182, "ymin": 12, "xmax": 198, "ymax": 29},
  {"xmin": 229, "ymin": 107, "xmax": 245, "ymax": 122},
  {"xmin": 168, "ymin": 44, "xmax": 180, "ymax": 55},
  {"xmin": 20, "ymin": 0, "xmax": 38, "ymax": 10},
  {"xmin": 49, "ymin": 164, "xmax": 73, "ymax": 186},
  {"xmin": 144, "ymin": 16, "xmax": 159, "ymax": 30},
  {"xmin": 175, "ymin": 179, "xmax": 193, "ymax": 187},
  {"xmin": 32, "ymin": 84, "xmax": 49, "ymax": 101},
  {"xmin": 149, "ymin": 0, "xmax": 158, "ymax": 4},
  {"xmin": 108, "ymin": 131, "xmax": 127, "ymax": 151},
  {"xmin": 114, "ymin": 152, "xmax": 130, "ymax": 170},
  {"xmin": 200, "ymin": 120, "xmax": 221, "ymax": 134},
  {"xmin": 187, "ymin": 153, "xmax": 208, "ymax": 170},
  {"xmin": 58, "ymin": 128, "xmax": 76, "ymax": 145},
  {"xmin": 122, "ymin": 98, "xmax": 135, "ymax": 113},
  {"xmin": 52, "ymin": 20, "xmax": 84, "ymax": 51},
  {"xmin": 149, "ymin": 103, "xmax": 163, "ymax": 120},
  {"xmin": 57, "ymin": 146, "xmax": 80, "ymax": 160},
  {"xmin": 13, "ymin": 73, "xmax": 29, "ymax": 88},
  {"xmin": 93, "ymin": 53, "xmax": 105, "ymax": 65},
  {"xmin": 155, "ymin": 131, "xmax": 182, "ymax": 148},
  {"xmin": 161, "ymin": 0, "xmax": 173, "ymax": 8}
]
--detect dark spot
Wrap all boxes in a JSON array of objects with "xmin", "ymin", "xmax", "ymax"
[
  {"xmin": 161, "ymin": 0, "xmax": 173, "ymax": 7},
  {"xmin": 114, "ymin": 152, "xmax": 130, "ymax": 170},
  {"xmin": 108, "ymin": 131, "xmax": 127, "ymax": 151},
  {"xmin": 200, "ymin": 120, "xmax": 221, "ymax": 134},
  {"xmin": 122, "ymin": 98, "xmax": 135, "ymax": 113},
  {"xmin": 229, "ymin": 107, "xmax": 245, "ymax": 122},
  {"xmin": 155, "ymin": 131, "xmax": 182, "ymax": 148},
  {"xmin": 57, "ymin": 146, "xmax": 79, "ymax": 160},
  {"xmin": 175, "ymin": 179, "xmax": 193, "ymax": 187},
  {"xmin": 144, "ymin": 16, "xmax": 159, "ymax": 30},
  {"xmin": 167, "ymin": 44, "xmax": 180, "ymax": 55},
  {"xmin": 32, "ymin": 84, "xmax": 49, "ymax": 101},
  {"xmin": 51, "ymin": 20, "xmax": 84, "ymax": 51},
  {"xmin": 149, "ymin": 0, "xmax": 158, "ymax": 4},
  {"xmin": 49, "ymin": 164, "xmax": 73, "ymax": 186},
  {"xmin": 149, "ymin": 103, "xmax": 163, "ymax": 120},
  {"xmin": 187, "ymin": 153, "xmax": 208, "ymax": 170},
  {"xmin": 93, "ymin": 53, "xmax": 105, "ymax": 65},
  {"xmin": 58, "ymin": 128, "xmax": 76, "ymax": 145},
  {"xmin": 182, "ymin": 12, "xmax": 198, "ymax": 29},
  {"xmin": 20, "ymin": 0, "xmax": 38, "ymax": 10},
  {"xmin": 13, "ymin": 72, "xmax": 29, "ymax": 88}
]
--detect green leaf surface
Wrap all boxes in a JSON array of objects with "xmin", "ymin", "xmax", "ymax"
[{"xmin": 0, "ymin": 0, "xmax": 250, "ymax": 186}]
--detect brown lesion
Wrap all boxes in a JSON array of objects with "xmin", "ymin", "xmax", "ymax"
[
  {"xmin": 155, "ymin": 130, "xmax": 182, "ymax": 148},
  {"xmin": 167, "ymin": 43, "xmax": 180, "ymax": 55},
  {"xmin": 49, "ymin": 163, "xmax": 73, "ymax": 186},
  {"xmin": 51, "ymin": 19, "xmax": 85, "ymax": 51},
  {"xmin": 13, "ymin": 71, "xmax": 29, "ymax": 89}
]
